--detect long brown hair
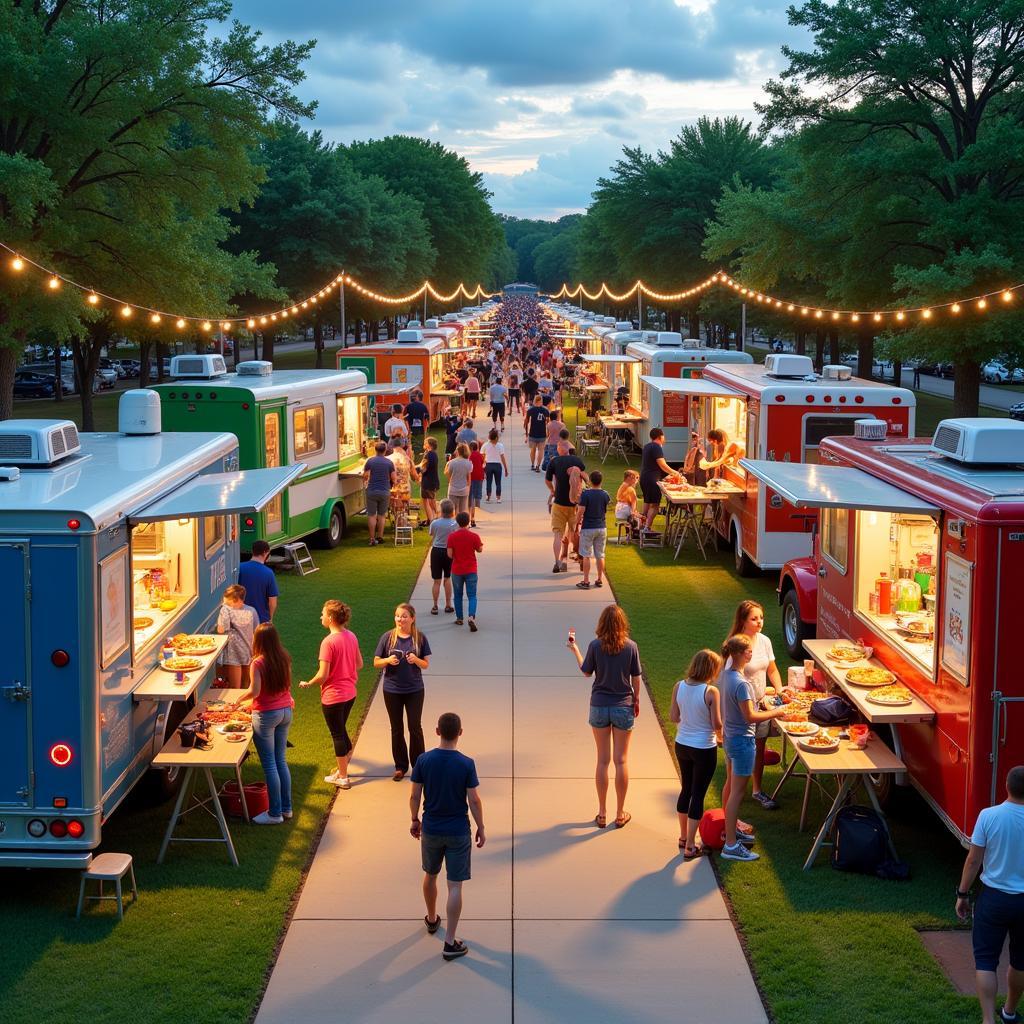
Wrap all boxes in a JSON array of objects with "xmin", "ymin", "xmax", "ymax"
[
  {"xmin": 595, "ymin": 605, "xmax": 630, "ymax": 655},
  {"xmin": 253, "ymin": 623, "xmax": 292, "ymax": 696},
  {"xmin": 726, "ymin": 600, "xmax": 763, "ymax": 646},
  {"xmin": 686, "ymin": 649, "xmax": 722, "ymax": 683},
  {"xmin": 389, "ymin": 603, "xmax": 422, "ymax": 655}
]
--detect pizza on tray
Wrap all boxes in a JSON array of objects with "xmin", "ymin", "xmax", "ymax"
[
  {"xmin": 866, "ymin": 684, "xmax": 914, "ymax": 706},
  {"xmin": 159, "ymin": 656, "xmax": 204, "ymax": 673},
  {"xmin": 846, "ymin": 667, "xmax": 897, "ymax": 687},
  {"xmin": 783, "ymin": 722, "xmax": 818, "ymax": 736},
  {"xmin": 171, "ymin": 633, "xmax": 218, "ymax": 654},
  {"xmin": 826, "ymin": 644, "xmax": 867, "ymax": 663}
]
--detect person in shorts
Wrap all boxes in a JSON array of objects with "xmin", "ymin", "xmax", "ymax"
[
  {"xmin": 957, "ymin": 765, "xmax": 1024, "ymax": 1024},
  {"xmin": 428, "ymin": 500, "xmax": 458, "ymax": 615},
  {"xmin": 575, "ymin": 470, "xmax": 610, "ymax": 589},
  {"xmin": 417, "ymin": 436, "xmax": 441, "ymax": 526},
  {"xmin": 545, "ymin": 439, "xmax": 585, "ymax": 573},
  {"xmin": 567, "ymin": 605, "xmax": 642, "ymax": 829},
  {"xmin": 524, "ymin": 394, "xmax": 549, "ymax": 472},
  {"xmin": 362, "ymin": 441, "xmax": 395, "ymax": 547},
  {"xmin": 410, "ymin": 712, "xmax": 485, "ymax": 961}
]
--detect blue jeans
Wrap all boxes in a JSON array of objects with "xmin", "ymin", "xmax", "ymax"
[
  {"xmin": 452, "ymin": 572, "xmax": 478, "ymax": 619},
  {"xmin": 541, "ymin": 443, "xmax": 557, "ymax": 470},
  {"xmin": 485, "ymin": 463, "xmax": 502, "ymax": 498},
  {"xmin": 252, "ymin": 706, "xmax": 293, "ymax": 818}
]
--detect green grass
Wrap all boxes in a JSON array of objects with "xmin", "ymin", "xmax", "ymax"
[
  {"xmin": 577, "ymin": 406, "xmax": 977, "ymax": 1024},
  {"xmin": 0, "ymin": 489, "xmax": 429, "ymax": 1024}
]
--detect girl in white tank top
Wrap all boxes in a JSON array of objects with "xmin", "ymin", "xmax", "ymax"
[{"xmin": 674, "ymin": 680, "xmax": 717, "ymax": 749}]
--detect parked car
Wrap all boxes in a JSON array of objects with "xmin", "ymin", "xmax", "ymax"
[
  {"xmin": 113, "ymin": 359, "xmax": 141, "ymax": 377},
  {"xmin": 1009, "ymin": 400, "xmax": 1024, "ymax": 421},
  {"xmin": 982, "ymin": 361, "xmax": 1010, "ymax": 384},
  {"xmin": 13, "ymin": 371, "xmax": 56, "ymax": 399},
  {"xmin": 20, "ymin": 362, "xmax": 77, "ymax": 394},
  {"xmin": 95, "ymin": 367, "xmax": 117, "ymax": 388}
]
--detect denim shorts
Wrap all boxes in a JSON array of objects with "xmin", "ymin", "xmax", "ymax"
[
  {"xmin": 421, "ymin": 832, "xmax": 472, "ymax": 881},
  {"xmin": 724, "ymin": 734, "xmax": 757, "ymax": 777},
  {"xmin": 579, "ymin": 527, "xmax": 607, "ymax": 558},
  {"xmin": 470, "ymin": 478, "xmax": 483, "ymax": 500},
  {"xmin": 588, "ymin": 704, "xmax": 635, "ymax": 730}
]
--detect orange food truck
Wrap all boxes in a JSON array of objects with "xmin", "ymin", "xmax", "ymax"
[{"xmin": 643, "ymin": 354, "xmax": 916, "ymax": 574}]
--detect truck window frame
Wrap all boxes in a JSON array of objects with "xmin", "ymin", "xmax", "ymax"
[
  {"xmin": 293, "ymin": 403, "xmax": 326, "ymax": 458},
  {"xmin": 820, "ymin": 507, "xmax": 849, "ymax": 574}
]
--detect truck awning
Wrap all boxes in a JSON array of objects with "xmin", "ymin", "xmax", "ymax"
[
  {"xmin": 582, "ymin": 353, "xmax": 639, "ymax": 363},
  {"xmin": 739, "ymin": 460, "xmax": 941, "ymax": 515},
  {"xmin": 641, "ymin": 375, "xmax": 743, "ymax": 398},
  {"xmin": 339, "ymin": 383, "xmax": 416, "ymax": 397},
  {"xmin": 131, "ymin": 465, "xmax": 306, "ymax": 522}
]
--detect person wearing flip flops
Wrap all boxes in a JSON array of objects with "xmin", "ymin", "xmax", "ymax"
[
  {"xmin": 568, "ymin": 605, "xmax": 642, "ymax": 830},
  {"xmin": 670, "ymin": 649, "xmax": 724, "ymax": 859},
  {"xmin": 574, "ymin": 470, "xmax": 610, "ymax": 590},
  {"xmin": 719, "ymin": 634, "xmax": 788, "ymax": 862},
  {"xmin": 410, "ymin": 712, "xmax": 486, "ymax": 961}
]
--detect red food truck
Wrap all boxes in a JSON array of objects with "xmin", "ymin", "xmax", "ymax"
[
  {"xmin": 743, "ymin": 416, "xmax": 1024, "ymax": 843},
  {"xmin": 656, "ymin": 354, "xmax": 915, "ymax": 575}
]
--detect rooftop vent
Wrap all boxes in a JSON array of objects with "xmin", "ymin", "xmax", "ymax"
[
  {"xmin": 425, "ymin": 318, "xmax": 440, "ymax": 328},
  {"xmin": 170, "ymin": 354, "xmax": 227, "ymax": 379},
  {"xmin": 930, "ymin": 418, "xmax": 1024, "ymax": 464},
  {"xmin": 615, "ymin": 321, "xmax": 634, "ymax": 331},
  {"xmin": 397, "ymin": 329, "xmax": 424, "ymax": 344},
  {"xmin": 764, "ymin": 353, "xmax": 815, "ymax": 378},
  {"xmin": 679, "ymin": 337, "xmax": 706, "ymax": 349},
  {"xmin": 822, "ymin": 364, "xmax": 853, "ymax": 381},
  {"xmin": 0, "ymin": 419, "xmax": 82, "ymax": 465},
  {"xmin": 644, "ymin": 331, "xmax": 683, "ymax": 347},
  {"xmin": 854, "ymin": 418, "xmax": 888, "ymax": 440},
  {"xmin": 119, "ymin": 389, "xmax": 161, "ymax": 436},
  {"xmin": 236, "ymin": 360, "xmax": 273, "ymax": 376},
  {"xmin": 406, "ymin": 320, "xmax": 422, "ymax": 329}
]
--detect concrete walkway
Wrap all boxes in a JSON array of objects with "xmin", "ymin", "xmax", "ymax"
[{"xmin": 257, "ymin": 430, "xmax": 767, "ymax": 1024}]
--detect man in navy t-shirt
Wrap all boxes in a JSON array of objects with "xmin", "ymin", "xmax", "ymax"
[
  {"xmin": 404, "ymin": 391, "xmax": 430, "ymax": 454},
  {"xmin": 237, "ymin": 539, "xmax": 279, "ymax": 622},
  {"xmin": 410, "ymin": 712, "xmax": 485, "ymax": 961}
]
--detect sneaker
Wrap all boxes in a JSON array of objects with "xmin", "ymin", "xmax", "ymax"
[
  {"xmin": 721, "ymin": 842, "xmax": 759, "ymax": 862},
  {"xmin": 558, "ymin": 561, "xmax": 568, "ymax": 572},
  {"xmin": 282, "ymin": 810, "xmax": 293, "ymax": 820},
  {"xmin": 497, "ymin": 497, "xmax": 502, "ymax": 503},
  {"xmin": 337, "ymin": 777, "xmax": 352, "ymax": 790},
  {"xmin": 1001, "ymin": 1008, "xmax": 1022, "ymax": 1023},
  {"xmin": 738, "ymin": 832, "xmax": 756, "ymax": 847},
  {"xmin": 324, "ymin": 770, "xmax": 341, "ymax": 785},
  {"xmin": 552, "ymin": 563, "xmax": 562, "ymax": 574},
  {"xmin": 252, "ymin": 811, "xmax": 284, "ymax": 825},
  {"xmin": 443, "ymin": 940, "xmax": 469, "ymax": 961},
  {"xmin": 468, "ymin": 619, "xmax": 478, "ymax": 632},
  {"xmin": 752, "ymin": 791, "xmax": 778, "ymax": 811}
]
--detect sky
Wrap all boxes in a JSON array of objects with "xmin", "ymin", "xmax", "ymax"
[{"xmin": 239, "ymin": 0, "xmax": 809, "ymax": 221}]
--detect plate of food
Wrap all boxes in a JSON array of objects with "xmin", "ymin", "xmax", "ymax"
[
  {"xmin": 224, "ymin": 732, "xmax": 249, "ymax": 743},
  {"xmin": 159, "ymin": 656, "xmax": 204, "ymax": 673},
  {"xmin": 780, "ymin": 709, "xmax": 810, "ymax": 723},
  {"xmin": 799, "ymin": 732, "xmax": 840, "ymax": 753},
  {"xmin": 846, "ymin": 666, "xmax": 897, "ymax": 688},
  {"xmin": 216, "ymin": 721, "xmax": 250, "ymax": 735},
  {"xmin": 897, "ymin": 618, "xmax": 934, "ymax": 638},
  {"xmin": 826, "ymin": 643, "xmax": 868, "ymax": 663},
  {"xmin": 171, "ymin": 633, "xmax": 218, "ymax": 655},
  {"xmin": 133, "ymin": 616, "xmax": 154, "ymax": 631},
  {"xmin": 781, "ymin": 721, "xmax": 819, "ymax": 737},
  {"xmin": 866, "ymin": 684, "xmax": 914, "ymax": 707}
]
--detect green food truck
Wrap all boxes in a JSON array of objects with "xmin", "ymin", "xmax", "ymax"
[{"xmin": 156, "ymin": 358, "xmax": 400, "ymax": 552}]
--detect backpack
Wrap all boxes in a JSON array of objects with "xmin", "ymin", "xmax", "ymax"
[
  {"xmin": 831, "ymin": 805, "xmax": 888, "ymax": 874},
  {"xmin": 568, "ymin": 465, "xmax": 586, "ymax": 505}
]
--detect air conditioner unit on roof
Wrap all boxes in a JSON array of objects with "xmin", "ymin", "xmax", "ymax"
[
  {"xmin": 170, "ymin": 354, "xmax": 227, "ymax": 379},
  {"xmin": 236, "ymin": 361, "xmax": 273, "ymax": 376},
  {"xmin": 930, "ymin": 418, "xmax": 1024, "ymax": 464},
  {"xmin": 397, "ymin": 329, "xmax": 423, "ymax": 344},
  {"xmin": 0, "ymin": 419, "xmax": 81, "ymax": 466},
  {"xmin": 764, "ymin": 354, "xmax": 815, "ymax": 378}
]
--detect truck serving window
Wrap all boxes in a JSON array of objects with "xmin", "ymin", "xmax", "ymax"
[
  {"xmin": 712, "ymin": 396, "xmax": 747, "ymax": 452},
  {"xmin": 131, "ymin": 519, "xmax": 198, "ymax": 651},
  {"xmin": 337, "ymin": 395, "xmax": 362, "ymax": 462},
  {"xmin": 294, "ymin": 404, "xmax": 325, "ymax": 457},
  {"xmin": 854, "ymin": 511, "xmax": 939, "ymax": 678},
  {"xmin": 803, "ymin": 415, "xmax": 858, "ymax": 464},
  {"xmin": 821, "ymin": 507, "xmax": 848, "ymax": 573}
]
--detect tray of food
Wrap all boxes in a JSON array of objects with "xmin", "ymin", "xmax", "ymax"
[
  {"xmin": 781, "ymin": 721, "xmax": 819, "ymax": 737},
  {"xmin": 896, "ymin": 617, "xmax": 934, "ymax": 638},
  {"xmin": 845, "ymin": 667, "xmax": 897, "ymax": 688},
  {"xmin": 133, "ymin": 616, "xmax": 154, "ymax": 631},
  {"xmin": 203, "ymin": 709, "xmax": 252, "ymax": 725},
  {"xmin": 216, "ymin": 721, "xmax": 250, "ymax": 735},
  {"xmin": 171, "ymin": 633, "xmax": 218, "ymax": 655},
  {"xmin": 224, "ymin": 732, "xmax": 249, "ymax": 743},
  {"xmin": 826, "ymin": 643, "xmax": 868, "ymax": 663},
  {"xmin": 799, "ymin": 732, "xmax": 840, "ymax": 753},
  {"xmin": 866, "ymin": 684, "xmax": 914, "ymax": 707},
  {"xmin": 159, "ymin": 655, "xmax": 205, "ymax": 673}
]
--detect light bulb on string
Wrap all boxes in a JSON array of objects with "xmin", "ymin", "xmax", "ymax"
[
  {"xmin": 87, "ymin": 292, "xmax": 99, "ymax": 305},
  {"xmin": 48, "ymin": 276, "xmax": 60, "ymax": 290},
  {"xmin": 221, "ymin": 322, "xmax": 231, "ymax": 331},
  {"xmin": 978, "ymin": 298, "xmax": 988, "ymax": 310},
  {"xmin": 247, "ymin": 319, "xmax": 255, "ymax": 328},
  {"xmin": 149, "ymin": 313, "xmax": 161, "ymax": 325},
  {"xmin": 12, "ymin": 257, "xmax": 24, "ymax": 271},
  {"xmin": 120, "ymin": 305, "xmax": 132, "ymax": 319},
  {"xmin": 951, "ymin": 303, "xmax": 961, "ymax": 314},
  {"xmin": 176, "ymin": 318, "xmax": 186, "ymax": 329},
  {"xmin": 896, "ymin": 311, "xmax": 905, "ymax": 321},
  {"xmin": 1002, "ymin": 290, "xmax": 1013, "ymax": 303},
  {"xmin": 921, "ymin": 309, "xmax": 932, "ymax": 319},
  {"xmin": 201, "ymin": 321, "xmax": 211, "ymax": 331}
]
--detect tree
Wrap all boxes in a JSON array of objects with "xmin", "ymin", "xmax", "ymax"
[
  {"xmin": 346, "ymin": 136, "xmax": 503, "ymax": 291},
  {"xmin": 0, "ymin": 0, "xmax": 314, "ymax": 420},
  {"xmin": 761, "ymin": 0, "xmax": 1024, "ymax": 413}
]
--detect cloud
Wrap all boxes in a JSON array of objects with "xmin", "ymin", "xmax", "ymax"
[{"xmin": 571, "ymin": 92, "xmax": 648, "ymax": 120}]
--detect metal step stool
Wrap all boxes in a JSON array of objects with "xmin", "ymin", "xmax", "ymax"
[
  {"xmin": 394, "ymin": 512, "xmax": 415, "ymax": 546},
  {"xmin": 282, "ymin": 541, "xmax": 318, "ymax": 576},
  {"xmin": 76, "ymin": 852, "xmax": 137, "ymax": 921}
]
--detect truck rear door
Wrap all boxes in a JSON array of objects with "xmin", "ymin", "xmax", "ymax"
[{"xmin": 0, "ymin": 542, "xmax": 31, "ymax": 805}]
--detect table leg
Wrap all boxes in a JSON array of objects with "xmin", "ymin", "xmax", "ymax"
[
  {"xmin": 803, "ymin": 775, "xmax": 855, "ymax": 870},
  {"xmin": 862, "ymin": 774, "xmax": 899, "ymax": 861},
  {"xmin": 235, "ymin": 764, "xmax": 250, "ymax": 824},
  {"xmin": 203, "ymin": 767, "xmax": 239, "ymax": 867},
  {"xmin": 799, "ymin": 774, "xmax": 813, "ymax": 832},
  {"xmin": 769, "ymin": 742, "xmax": 801, "ymax": 801},
  {"xmin": 693, "ymin": 506, "xmax": 708, "ymax": 560},
  {"xmin": 158, "ymin": 767, "xmax": 196, "ymax": 864}
]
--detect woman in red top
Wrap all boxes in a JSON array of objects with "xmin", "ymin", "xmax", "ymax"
[
  {"xmin": 468, "ymin": 440, "xmax": 486, "ymax": 528},
  {"xmin": 240, "ymin": 623, "xmax": 294, "ymax": 824},
  {"xmin": 300, "ymin": 600, "xmax": 364, "ymax": 790}
]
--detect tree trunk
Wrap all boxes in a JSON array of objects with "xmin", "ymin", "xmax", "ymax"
[
  {"xmin": 687, "ymin": 306, "xmax": 700, "ymax": 339},
  {"xmin": 156, "ymin": 342, "xmax": 167, "ymax": 383},
  {"xmin": 54, "ymin": 345, "xmax": 64, "ymax": 402},
  {"xmin": 813, "ymin": 330, "xmax": 825, "ymax": 371},
  {"xmin": 72, "ymin": 325, "xmax": 106, "ymax": 432},
  {"xmin": 795, "ymin": 330, "xmax": 806, "ymax": 355},
  {"xmin": 138, "ymin": 340, "xmax": 151, "ymax": 388},
  {"xmin": 0, "ymin": 345, "xmax": 17, "ymax": 421},
  {"xmin": 952, "ymin": 359, "xmax": 981, "ymax": 417},
  {"xmin": 313, "ymin": 318, "xmax": 324, "ymax": 369},
  {"xmin": 828, "ymin": 330, "xmax": 840, "ymax": 365},
  {"xmin": 856, "ymin": 326, "xmax": 874, "ymax": 379},
  {"xmin": 891, "ymin": 357, "xmax": 903, "ymax": 389},
  {"xmin": 262, "ymin": 332, "xmax": 276, "ymax": 363},
  {"xmin": 369, "ymin": 319, "xmax": 379, "ymax": 342}
]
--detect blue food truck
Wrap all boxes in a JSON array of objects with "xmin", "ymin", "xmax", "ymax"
[{"xmin": 0, "ymin": 391, "xmax": 301, "ymax": 868}]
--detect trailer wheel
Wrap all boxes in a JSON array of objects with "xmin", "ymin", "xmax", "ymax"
[
  {"xmin": 732, "ymin": 526, "xmax": 756, "ymax": 578},
  {"xmin": 139, "ymin": 702, "xmax": 190, "ymax": 804},
  {"xmin": 867, "ymin": 725, "xmax": 896, "ymax": 807},
  {"xmin": 317, "ymin": 505, "xmax": 345, "ymax": 549},
  {"xmin": 781, "ymin": 589, "xmax": 812, "ymax": 660}
]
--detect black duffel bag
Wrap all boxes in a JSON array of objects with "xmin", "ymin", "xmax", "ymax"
[
  {"xmin": 831, "ymin": 804, "xmax": 888, "ymax": 874},
  {"xmin": 809, "ymin": 695, "xmax": 855, "ymax": 726}
]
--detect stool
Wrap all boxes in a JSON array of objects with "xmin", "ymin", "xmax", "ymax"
[
  {"xmin": 639, "ymin": 528, "xmax": 664, "ymax": 549},
  {"xmin": 614, "ymin": 521, "xmax": 635, "ymax": 545},
  {"xmin": 580, "ymin": 437, "xmax": 602, "ymax": 458},
  {"xmin": 76, "ymin": 853, "xmax": 137, "ymax": 921}
]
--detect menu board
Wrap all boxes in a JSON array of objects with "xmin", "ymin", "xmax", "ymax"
[
  {"xmin": 941, "ymin": 553, "xmax": 972, "ymax": 685},
  {"xmin": 663, "ymin": 392, "xmax": 689, "ymax": 428}
]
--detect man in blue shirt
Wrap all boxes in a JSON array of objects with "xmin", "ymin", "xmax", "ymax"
[
  {"xmin": 404, "ymin": 391, "xmax": 430, "ymax": 455},
  {"xmin": 410, "ymin": 712, "xmax": 485, "ymax": 961},
  {"xmin": 362, "ymin": 441, "xmax": 396, "ymax": 546},
  {"xmin": 237, "ymin": 540, "xmax": 278, "ymax": 622},
  {"xmin": 574, "ymin": 470, "xmax": 610, "ymax": 589}
]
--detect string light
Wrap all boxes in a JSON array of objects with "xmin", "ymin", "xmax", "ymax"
[
  {"xmin": 11, "ymin": 257, "xmax": 24, "ymax": 272},
  {"xmin": 120, "ymin": 305, "xmax": 132, "ymax": 318},
  {"xmin": 48, "ymin": 276, "xmax": 60, "ymax": 290},
  {"xmin": 150, "ymin": 314, "xmax": 162, "ymax": 325},
  {"xmin": 176, "ymin": 318, "xmax": 186, "ymax": 329},
  {"xmin": 87, "ymin": 293, "xmax": 99, "ymax": 305}
]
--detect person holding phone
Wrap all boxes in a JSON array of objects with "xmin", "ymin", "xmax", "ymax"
[{"xmin": 373, "ymin": 604, "xmax": 432, "ymax": 781}]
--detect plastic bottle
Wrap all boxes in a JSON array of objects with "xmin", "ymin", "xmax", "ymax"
[
  {"xmin": 875, "ymin": 572, "xmax": 892, "ymax": 615},
  {"xmin": 162, "ymin": 637, "xmax": 175, "ymax": 662}
]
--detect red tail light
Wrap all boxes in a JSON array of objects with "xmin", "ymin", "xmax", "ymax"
[
  {"xmin": 49, "ymin": 820, "xmax": 67, "ymax": 838},
  {"xmin": 49, "ymin": 743, "xmax": 73, "ymax": 767},
  {"xmin": 66, "ymin": 820, "xmax": 84, "ymax": 839}
]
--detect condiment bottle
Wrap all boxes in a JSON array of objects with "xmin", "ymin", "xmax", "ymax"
[
  {"xmin": 162, "ymin": 637, "xmax": 175, "ymax": 662},
  {"xmin": 876, "ymin": 572, "xmax": 892, "ymax": 615}
]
